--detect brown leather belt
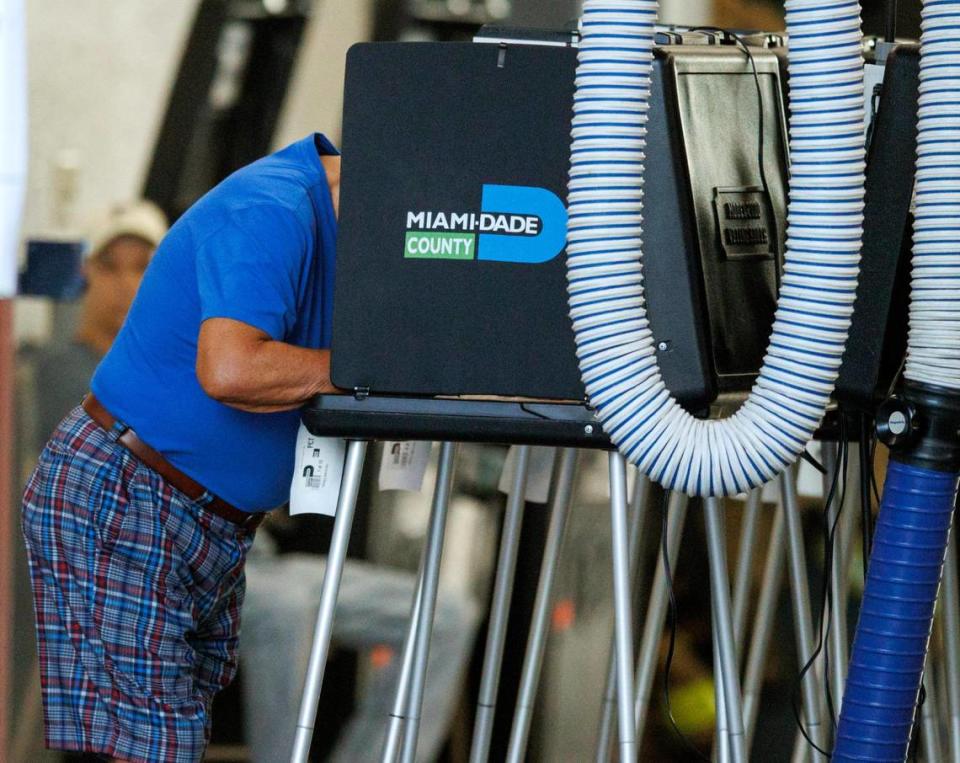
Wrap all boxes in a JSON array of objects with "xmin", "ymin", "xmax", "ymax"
[{"xmin": 82, "ymin": 394, "xmax": 265, "ymax": 531}]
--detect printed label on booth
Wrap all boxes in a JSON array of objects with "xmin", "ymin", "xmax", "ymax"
[{"xmin": 289, "ymin": 424, "xmax": 346, "ymax": 516}]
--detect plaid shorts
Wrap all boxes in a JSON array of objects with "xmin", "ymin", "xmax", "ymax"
[{"xmin": 21, "ymin": 407, "xmax": 256, "ymax": 763}]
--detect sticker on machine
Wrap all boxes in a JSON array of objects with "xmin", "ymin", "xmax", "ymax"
[
  {"xmin": 289, "ymin": 423, "xmax": 346, "ymax": 516},
  {"xmin": 379, "ymin": 441, "xmax": 433, "ymax": 492}
]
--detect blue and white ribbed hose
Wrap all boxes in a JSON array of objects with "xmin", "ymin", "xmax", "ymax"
[
  {"xmin": 904, "ymin": 0, "xmax": 960, "ymax": 392},
  {"xmin": 568, "ymin": 0, "xmax": 867, "ymax": 497}
]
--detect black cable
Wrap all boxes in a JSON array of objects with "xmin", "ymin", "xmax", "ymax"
[
  {"xmin": 823, "ymin": 418, "xmax": 851, "ymax": 728},
  {"xmin": 869, "ymin": 430, "xmax": 882, "ymax": 507},
  {"xmin": 886, "ymin": 0, "xmax": 898, "ymax": 43},
  {"xmin": 859, "ymin": 412, "xmax": 875, "ymax": 582},
  {"xmin": 660, "ymin": 493, "xmax": 712, "ymax": 762},
  {"xmin": 790, "ymin": 414, "xmax": 849, "ymax": 757}
]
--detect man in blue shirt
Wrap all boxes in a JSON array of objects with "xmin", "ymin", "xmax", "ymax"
[{"xmin": 21, "ymin": 134, "xmax": 341, "ymax": 763}]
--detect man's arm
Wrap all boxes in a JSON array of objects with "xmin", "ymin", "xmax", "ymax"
[{"xmin": 196, "ymin": 318, "xmax": 338, "ymax": 413}]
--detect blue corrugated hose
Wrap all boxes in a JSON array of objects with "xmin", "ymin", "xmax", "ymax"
[{"xmin": 833, "ymin": 461, "xmax": 960, "ymax": 761}]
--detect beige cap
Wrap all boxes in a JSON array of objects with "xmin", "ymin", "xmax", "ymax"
[{"xmin": 87, "ymin": 200, "xmax": 169, "ymax": 260}]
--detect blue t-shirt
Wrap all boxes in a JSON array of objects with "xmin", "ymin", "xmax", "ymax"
[{"xmin": 92, "ymin": 134, "xmax": 339, "ymax": 512}]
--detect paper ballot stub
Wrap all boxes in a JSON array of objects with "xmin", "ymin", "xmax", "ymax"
[
  {"xmin": 289, "ymin": 424, "xmax": 346, "ymax": 516},
  {"xmin": 379, "ymin": 441, "xmax": 433, "ymax": 492},
  {"xmin": 498, "ymin": 445, "xmax": 558, "ymax": 504}
]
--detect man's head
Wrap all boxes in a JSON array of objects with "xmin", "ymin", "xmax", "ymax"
[{"xmin": 80, "ymin": 201, "xmax": 168, "ymax": 350}]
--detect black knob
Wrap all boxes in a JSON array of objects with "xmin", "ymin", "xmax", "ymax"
[{"xmin": 876, "ymin": 398, "xmax": 919, "ymax": 449}]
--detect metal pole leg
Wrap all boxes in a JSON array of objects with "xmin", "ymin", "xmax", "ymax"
[
  {"xmin": 595, "ymin": 471, "xmax": 652, "ymax": 763},
  {"xmin": 921, "ymin": 666, "xmax": 945, "ymax": 763},
  {"xmin": 380, "ymin": 444, "xmax": 455, "ymax": 763},
  {"xmin": 941, "ymin": 529, "xmax": 960, "ymax": 763},
  {"xmin": 506, "ymin": 448, "xmax": 579, "ymax": 763},
  {"xmin": 731, "ymin": 490, "xmax": 762, "ymax": 660},
  {"xmin": 634, "ymin": 492, "xmax": 690, "ymax": 747},
  {"xmin": 743, "ymin": 501, "xmax": 786, "ymax": 753},
  {"xmin": 791, "ymin": 659, "xmax": 828, "ymax": 763},
  {"xmin": 291, "ymin": 440, "xmax": 369, "ymax": 763},
  {"xmin": 705, "ymin": 497, "xmax": 747, "ymax": 763},
  {"xmin": 938, "ymin": 605, "xmax": 952, "ymax": 755},
  {"xmin": 938, "ymin": 619, "xmax": 951, "ymax": 759},
  {"xmin": 381, "ymin": 564, "xmax": 426, "ymax": 762},
  {"xmin": 827, "ymin": 443, "xmax": 857, "ymax": 721},
  {"xmin": 469, "ymin": 445, "xmax": 531, "ymax": 763},
  {"xmin": 780, "ymin": 470, "xmax": 825, "ymax": 760},
  {"xmin": 609, "ymin": 452, "xmax": 637, "ymax": 762},
  {"xmin": 398, "ymin": 442, "xmax": 458, "ymax": 763},
  {"xmin": 724, "ymin": 490, "xmax": 759, "ymax": 762},
  {"xmin": 713, "ymin": 620, "xmax": 731, "ymax": 763}
]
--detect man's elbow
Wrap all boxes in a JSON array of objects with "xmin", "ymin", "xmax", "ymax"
[{"xmin": 197, "ymin": 355, "xmax": 249, "ymax": 404}]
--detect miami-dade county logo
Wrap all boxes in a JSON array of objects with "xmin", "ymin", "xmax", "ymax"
[{"xmin": 404, "ymin": 184, "xmax": 568, "ymax": 265}]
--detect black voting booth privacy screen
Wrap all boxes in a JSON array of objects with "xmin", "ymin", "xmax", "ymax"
[
  {"xmin": 328, "ymin": 41, "xmax": 788, "ymax": 415},
  {"xmin": 331, "ymin": 42, "xmax": 585, "ymax": 401}
]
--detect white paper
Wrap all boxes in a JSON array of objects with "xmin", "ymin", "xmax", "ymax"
[
  {"xmin": 289, "ymin": 424, "xmax": 346, "ymax": 516},
  {"xmin": 498, "ymin": 445, "xmax": 557, "ymax": 504},
  {"xmin": 0, "ymin": 0, "xmax": 28, "ymax": 298},
  {"xmin": 378, "ymin": 441, "xmax": 433, "ymax": 492}
]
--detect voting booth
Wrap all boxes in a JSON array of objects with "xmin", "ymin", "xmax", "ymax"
[{"xmin": 289, "ymin": 27, "xmax": 803, "ymax": 763}]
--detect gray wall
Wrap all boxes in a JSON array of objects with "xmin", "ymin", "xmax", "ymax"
[
  {"xmin": 510, "ymin": 0, "xmax": 581, "ymax": 26},
  {"xmin": 510, "ymin": 0, "xmax": 716, "ymax": 26}
]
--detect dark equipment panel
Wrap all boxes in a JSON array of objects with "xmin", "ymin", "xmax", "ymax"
[
  {"xmin": 332, "ymin": 42, "xmax": 583, "ymax": 401},
  {"xmin": 329, "ymin": 40, "xmax": 788, "ymax": 412},
  {"xmin": 835, "ymin": 44, "xmax": 919, "ymax": 410}
]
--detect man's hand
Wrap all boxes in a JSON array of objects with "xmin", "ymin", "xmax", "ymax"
[{"xmin": 196, "ymin": 318, "xmax": 339, "ymax": 413}]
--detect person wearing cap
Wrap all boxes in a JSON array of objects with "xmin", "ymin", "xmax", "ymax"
[
  {"xmin": 21, "ymin": 134, "xmax": 342, "ymax": 763},
  {"xmin": 31, "ymin": 201, "xmax": 168, "ymax": 450}
]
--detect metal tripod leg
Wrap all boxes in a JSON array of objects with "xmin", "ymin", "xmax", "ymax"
[
  {"xmin": 731, "ymin": 490, "xmax": 762, "ymax": 660},
  {"xmin": 938, "ymin": 617, "xmax": 952, "ymax": 757},
  {"xmin": 713, "ymin": 621, "xmax": 730, "ymax": 763},
  {"xmin": 469, "ymin": 445, "xmax": 531, "ymax": 763},
  {"xmin": 396, "ymin": 442, "xmax": 458, "ymax": 763},
  {"xmin": 780, "ymin": 469, "xmax": 825, "ymax": 760},
  {"xmin": 381, "ymin": 443, "xmax": 456, "ymax": 763},
  {"xmin": 921, "ymin": 664, "xmax": 945, "ymax": 763},
  {"xmin": 705, "ymin": 497, "xmax": 746, "ymax": 763},
  {"xmin": 790, "ymin": 661, "xmax": 828, "ymax": 763},
  {"xmin": 505, "ymin": 448, "xmax": 579, "ymax": 763},
  {"xmin": 381, "ymin": 561, "xmax": 426, "ymax": 762},
  {"xmin": 634, "ymin": 492, "xmax": 690, "ymax": 748},
  {"xmin": 743, "ymin": 499, "xmax": 786, "ymax": 753},
  {"xmin": 823, "ymin": 442, "xmax": 853, "ymax": 720},
  {"xmin": 291, "ymin": 440, "xmax": 369, "ymax": 763},
  {"xmin": 823, "ymin": 441, "xmax": 855, "ymax": 718},
  {"xmin": 595, "ymin": 472, "xmax": 652, "ymax": 763},
  {"xmin": 721, "ymin": 489, "xmax": 759, "ymax": 763},
  {"xmin": 788, "ymin": 443, "xmax": 853, "ymax": 756},
  {"xmin": 941, "ymin": 529, "xmax": 960, "ymax": 763},
  {"xmin": 609, "ymin": 452, "xmax": 637, "ymax": 762}
]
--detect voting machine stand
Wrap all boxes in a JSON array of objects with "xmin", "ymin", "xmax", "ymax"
[{"xmin": 285, "ymin": 29, "xmax": 926, "ymax": 763}]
